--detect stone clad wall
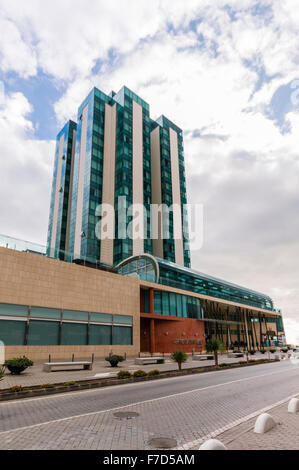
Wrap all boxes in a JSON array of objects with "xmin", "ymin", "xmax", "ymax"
[{"xmin": 0, "ymin": 247, "xmax": 140, "ymax": 360}]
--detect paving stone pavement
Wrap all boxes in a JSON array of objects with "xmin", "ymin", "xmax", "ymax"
[
  {"xmin": 212, "ymin": 395, "xmax": 299, "ymax": 450},
  {"xmin": 0, "ymin": 360, "xmax": 298, "ymax": 450}
]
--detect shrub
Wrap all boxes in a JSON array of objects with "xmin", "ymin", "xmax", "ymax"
[
  {"xmin": 105, "ymin": 355, "xmax": 125, "ymax": 367},
  {"xmin": 269, "ymin": 349, "xmax": 276, "ymax": 354},
  {"xmin": 5, "ymin": 356, "xmax": 33, "ymax": 375},
  {"xmin": 219, "ymin": 363, "xmax": 231, "ymax": 367},
  {"xmin": 260, "ymin": 349, "xmax": 266, "ymax": 354},
  {"xmin": 0, "ymin": 365, "xmax": 5, "ymax": 381},
  {"xmin": 63, "ymin": 381, "xmax": 76, "ymax": 386},
  {"xmin": 171, "ymin": 350, "xmax": 188, "ymax": 370},
  {"xmin": 280, "ymin": 348, "xmax": 288, "ymax": 353},
  {"xmin": 206, "ymin": 339, "xmax": 224, "ymax": 366},
  {"xmin": 133, "ymin": 370, "xmax": 147, "ymax": 378},
  {"xmin": 248, "ymin": 350, "xmax": 256, "ymax": 355},
  {"xmin": 238, "ymin": 361, "xmax": 247, "ymax": 364},
  {"xmin": 248, "ymin": 358, "xmax": 268, "ymax": 363},
  {"xmin": 9, "ymin": 385, "xmax": 24, "ymax": 392},
  {"xmin": 40, "ymin": 383, "xmax": 55, "ymax": 389},
  {"xmin": 148, "ymin": 369, "xmax": 160, "ymax": 376},
  {"xmin": 117, "ymin": 370, "xmax": 132, "ymax": 379}
]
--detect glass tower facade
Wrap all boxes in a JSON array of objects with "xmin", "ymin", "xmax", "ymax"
[
  {"xmin": 47, "ymin": 86, "xmax": 191, "ymax": 267},
  {"xmin": 47, "ymin": 120, "xmax": 77, "ymax": 259},
  {"xmin": 152, "ymin": 116, "xmax": 190, "ymax": 267}
]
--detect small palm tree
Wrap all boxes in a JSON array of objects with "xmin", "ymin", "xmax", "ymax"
[
  {"xmin": 171, "ymin": 350, "xmax": 188, "ymax": 371},
  {"xmin": 206, "ymin": 338, "xmax": 224, "ymax": 367}
]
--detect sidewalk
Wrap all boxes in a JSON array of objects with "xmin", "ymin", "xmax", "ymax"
[
  {"xmin": 197, "ymin": 391, "xmax": 299, "ymax": 450},
  {"xmin": 0, "ymin": 352, "xmax": 276, "ymax": 390}
]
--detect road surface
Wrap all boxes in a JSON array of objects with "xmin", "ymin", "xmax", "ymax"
[{"xmin": 0, "ymin": 360, "xmax": 298, "ymax": 449}]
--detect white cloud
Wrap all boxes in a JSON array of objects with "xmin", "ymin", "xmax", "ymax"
[
  {"xmin": 0, "ymin": 90, "xmax": 55, "ymax": 244},
  {"xmin": 0, "ymin": 17, "xmax": 37, "ymax": 78}
]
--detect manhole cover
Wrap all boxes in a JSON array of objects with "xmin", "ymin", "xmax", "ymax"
[
  {"xmin": 113, "ymin": 411, "xmax": 139, "ymax": 420},
  {"xmin": 148, "ymin": 437, "xmax": 177, "ymax": 449}
]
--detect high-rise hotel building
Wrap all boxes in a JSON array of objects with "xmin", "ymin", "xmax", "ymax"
[
  {"xmin": 0, "ymin": 86, "xmax": 286, "ymax": 359},
  {"xmin": 47, "ymin": 86, "xmax": 190, "ymax": 268}
]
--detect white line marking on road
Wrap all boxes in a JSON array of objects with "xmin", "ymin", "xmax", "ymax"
[{"xmin": 0, "ymin": 364, "xmax": 297, "ymax": 435}]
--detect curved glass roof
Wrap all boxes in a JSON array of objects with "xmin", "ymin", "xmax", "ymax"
[{"xmin": 116, "ymin": 254, "xmax": 274, "ymax": 312}]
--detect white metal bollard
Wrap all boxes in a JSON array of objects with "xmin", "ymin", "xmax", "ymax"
[
  {"xmin": 288, "ymin": 398, "xmax": 299, "ymax": 413},
  {"xmin": 254, "ymin": 413, "xmax": 276, "ymax": 434},
  {"xmin": 199, "ymin": 439, "xmax": 227, "ymax": 450}
]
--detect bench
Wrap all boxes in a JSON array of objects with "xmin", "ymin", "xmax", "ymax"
[
  {"xmin": 193, "ymin": 354, "xmax": 214, "ymax": 361},
  {"xmin": 227, "ymin": 352, "xmax": 244, "ymax": 358},
  {"xmin": 43, "ymin": 361, "xmax": 93, "ymax": 372},
  {"xmin": 134, "ymin": 356, "xmax": 165, "ymax": 365}
]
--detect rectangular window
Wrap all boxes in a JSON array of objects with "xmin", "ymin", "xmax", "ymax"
[
  {"xmin": 30, "ymin": 307, "xmax": 61, "ymax": 319},
  {"xmin": 113, "ymin": 315, "xmax": 133, "ymax": 325},
  {"xmin": 0, "ymin": 319, "xmax": 26, "ymax": 345},
  {"xmin": 176, "ymin": 294, "xmax": 182, "ymax": 316},
  {"xmin": 169, "ymin": 293, "xmax": 177, "ymax": 317},
  {"xmin": 61, "ymin": 323, "xmax": 88, "ymax": 345},
  {"xmin": 28, "ymin": 320, "xmax": 59, "ymax": 345},
  {"xmin": 112, "ymin": 326, "xmax": 132, "ymax": 345},
  {"xmin": 0, "ymin": 303, "xmax": 27, "ymax": 317},
  {"xmin": 143, "ymin": 290, "xmax": 149, "ymax": 313},
  {"xmin": 90, "ymin": 312, "xmax": 112, "ymax": 323},
  {"xmin": 63, "ymin": 310, "xmax": 89, "ymax": 322},
  {"xmin": 89, "ymin": 324, "xmax": 112, "ymax": 345},
  {"xmin": 154, "ymin": 291, "xmax": 162, "ymax": 315},
  {"xmin": 181, "ymin": 296, "xmax": 188, "ymax": 318},
  {"xmin": 162, "ymin": 292, "xmax": 170, "ymax": 316}
]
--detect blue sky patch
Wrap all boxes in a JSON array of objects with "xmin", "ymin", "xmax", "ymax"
[{"xmin": 1, "ymin": 70, "xmax": 65, "ymax": 140}]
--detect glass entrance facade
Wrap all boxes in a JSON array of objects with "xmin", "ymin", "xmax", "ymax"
[{"xmin": 117, "ymin": 254, "xmax": 276, "ymax": 312}]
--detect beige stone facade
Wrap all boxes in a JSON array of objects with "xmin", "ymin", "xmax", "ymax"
[{"xmin": 0, "ymin": 247, "xmax": 140, "ymax": 361}]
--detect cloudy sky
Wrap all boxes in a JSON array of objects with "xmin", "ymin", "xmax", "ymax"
[{"xmin": 0, "ymin": 0, "xmax": 298, "ymax": 342}]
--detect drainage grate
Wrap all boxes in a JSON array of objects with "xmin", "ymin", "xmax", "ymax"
[
  {"xmin": 113, "ymin": 411, "xmax": 139, "ymax": 420},
  {"xmin": 148, "ymin": 437, "xmax": 177, "ymax": 449}
]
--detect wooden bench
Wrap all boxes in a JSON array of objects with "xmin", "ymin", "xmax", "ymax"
[
  {"xmin": 227, "ymin": 352, "xmax": 244, "ymax": 358},
  {"xmin": 135, "ymin": 356, "xmax": 165, "ymax": 365},
  {"xmin": 43, "ymin": 361, "xmax": 93, "ymax": 372},
  {"xmin": 193, "ymin": 354, "xmax": 214, "ymax": 361}
]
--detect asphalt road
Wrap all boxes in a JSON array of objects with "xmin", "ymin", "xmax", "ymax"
[{"xmin": 0, "ymin": 360, "xmax": 299, "ymax": 449}]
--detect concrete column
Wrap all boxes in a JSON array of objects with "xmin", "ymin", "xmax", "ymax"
[
  {"xmin": 100, "ymin": 103, "xmax": 117, "ymax": 265},
  {"xmin": 132, "ymin": 100, "xmax": 144, "ymax": 255},
  {"xmin": 74, "ymin": 104, "xmax": 89, "ymax": 257},
  {"xmin": 150, "ymin": 126, "xmax": 164, "ymax": 258},
  {"xmin": 169, "ymin": 127, "xmax": 184, "ymax": 266}
]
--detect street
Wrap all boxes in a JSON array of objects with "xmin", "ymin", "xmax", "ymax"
[{"xmin": 0, "ymin": 360, "xmax": 298, "ymax": 449}]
